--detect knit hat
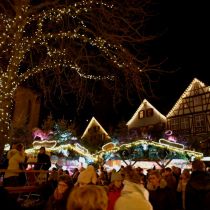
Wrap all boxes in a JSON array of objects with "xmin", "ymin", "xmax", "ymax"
[
  {"xmin": 77, "ymin": 165, "xmax": 97, "ymax": 185},
  {"xmin": 111, "ymin": 172, "xmax": 123, "ymax": 182}
]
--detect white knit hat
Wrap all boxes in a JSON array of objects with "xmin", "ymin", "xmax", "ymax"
[{"xmin": 77, "ymin": 165, "xmax": 97, "ymax": 185}]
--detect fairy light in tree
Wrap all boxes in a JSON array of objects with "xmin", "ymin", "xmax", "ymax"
[{"xmin": 0, "ymin": 0, "xmax": 145, "ymax": 143}]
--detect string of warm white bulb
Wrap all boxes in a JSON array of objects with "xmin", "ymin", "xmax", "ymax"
[
  {"xmin": 0, "ymin": 0, "xmax": 142, "ymax": 141},
  {"xmin": 25, "ymin": 139, "xmax": 203, "ymax": 164}
]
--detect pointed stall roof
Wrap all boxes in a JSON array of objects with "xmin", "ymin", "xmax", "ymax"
[
  {"xmin": 126, "ymin": 99, "xmax": 166, "ymax": 127},
  {"xmin": 167, "ymin": 78, "xmax": 208, "ymax": 118},
  {"xmin": 81, "ymin": 116, "xmax": 110, "ymax": 139}
]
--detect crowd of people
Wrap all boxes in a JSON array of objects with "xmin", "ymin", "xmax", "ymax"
[{"xmin": 0, "ymin": 144, "xmax": 210, "ymax": 210}]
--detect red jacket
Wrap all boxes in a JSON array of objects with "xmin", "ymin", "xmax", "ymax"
[{"xmin": 107, "ymin": 186, "xmax": 122, "ymax": 210}]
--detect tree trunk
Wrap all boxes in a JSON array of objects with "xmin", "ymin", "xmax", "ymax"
[{"xmin": 0, "ymin": 94, "xmax": 14, "ymax": 155}]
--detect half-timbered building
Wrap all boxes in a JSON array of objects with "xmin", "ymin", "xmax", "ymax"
[{"xmin": 166, "ymin": 78, "xmax": 210, "ymax": 151}]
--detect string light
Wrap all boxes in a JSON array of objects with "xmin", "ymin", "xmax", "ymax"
[
  {"xmin": 0, "ymin": 1, "xmax": 141, "ymax": 142},
  {"xmin": 25, "ymin": 138, "xmax": 203, "ymax": 164},
  {"xmin": 25, "ymin": 141, "xmax": 98, "ymax": 162},
  {"xmin": 97, "ymin": 139, "xmax": 203, "ymax": 160}
]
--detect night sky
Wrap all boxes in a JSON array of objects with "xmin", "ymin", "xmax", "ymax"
[
  {"xmin": 155, "ymin": 0, "xmax": 210, "ymax": 112},
  {"xmin": 40, "ymin": 1, "xmax": 210, "ymax": 134}
]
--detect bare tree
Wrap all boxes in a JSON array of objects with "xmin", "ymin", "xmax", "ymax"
[{"xmin": 0, "ymin": 0, "xmax": 166, "ymax": 152}]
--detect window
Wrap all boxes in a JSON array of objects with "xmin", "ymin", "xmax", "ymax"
[
  {"xmin": 180, "ymin": 117, "xmax": 190, "ymax": 129},
  {"xmin": 169, "ymin": 118, "xmax": 179, "ymax": 130},
  {"xmin": 194, "ymin": 115, "xmax": 205, "ymax": 128},
  {"xmin": 146, "ymin": 108, "xmax": 153, "ymax": 117},
  {"xmin": 93, "ymin": 126, "xmax": 100, "ymax": 132},
  {"xmin": 139, "ymin": 110, "xmax": 145, "ymax": 119}
]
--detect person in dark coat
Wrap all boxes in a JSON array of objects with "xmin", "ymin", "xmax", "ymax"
[
  {"xmin": 0, "ymin": 186, "xmax": 21, "ymax": 210},
  {"xmin": 185, "ymin": 159, "xmax": 210, "ymax": 210},
  {"xmin": 147, "ymin": 170, "xmax": 177, "ymax": 210},
  {"xmin": 34, "ymin": 147, "xmax": 51, "ymax": 170},
  {"xmin": 34, "ymin": 146, "xmax": 51, "ymax": 184}
]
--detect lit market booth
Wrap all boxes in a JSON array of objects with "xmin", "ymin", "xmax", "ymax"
[
  {"xmin": 25, "ymin": 141, "xmax": 97, "ymax": 172},
  {"xmin": 24, "ymin": 132, "xmax": 203, "ymax": 173},
  {"xmin": 97, "ymin": 139, "xmax": 203, "ymax": 171},
  {"xmin": 24, "ymin": 126, "xmax": 97, "ymax": 172}
]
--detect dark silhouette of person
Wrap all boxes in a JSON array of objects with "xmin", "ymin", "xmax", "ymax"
[
  {"xmin": 34, "ymin": 147, "xmax": 51, "ymax": 170},
  {"xmin": 185, "ymin": 159, "xmax": 210, "ymax": 210},
  {"xmin": 34, "ymin": 147, "xmax": 51, "ymax": 183},
  {"xmin": 0, "ymin": 186, "xmax": 21, "ymax": 210}
]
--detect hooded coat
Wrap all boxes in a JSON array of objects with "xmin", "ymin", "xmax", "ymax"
[
  {"xmin": 76, "ymin": 165, "xmax": 97, "ymax": 185},
  {"xmin": 114, "ymin": 180, "xmax": 152, "ymax": 210},
  {"xmin": 185, "ymin": 171, "xmax": 210, "ymax": 210},
  {"xmin": 147, "ymin": 178, "xmax": 177, "ymax": 210}
]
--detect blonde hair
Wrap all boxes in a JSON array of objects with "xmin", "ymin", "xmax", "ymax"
[{"xmin": 67, "ymin": 185, "xmax": 108, "ymax": 210}]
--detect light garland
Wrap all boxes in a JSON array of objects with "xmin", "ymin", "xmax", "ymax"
[
  {"xmin": 25, "ymin": 141, "xmax": 97, "ymax": 162},
  {"xmin": 32, "ymin": 140, "xmax": 57, "ymax": 149},
  {"xmin": 25, "ymin": 138, "xmax": 203, "ymax": 164},
  {"xmin": 98, "ymin": 139, "xmax": 203, "ymax": 160},
  {"xmin": 0, "ymin": 0, "xmax": 142, "ymax": 143},
  {"xmin": 159, "ymin": 138, "xmax": 184, "ymax": 149}
]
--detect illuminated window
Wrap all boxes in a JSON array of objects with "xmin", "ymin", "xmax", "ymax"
[
  {"xmin": 139, "ymin": 110, "xmax": 145, "ymax": 119},
  {"xmin": 93, "ymin": 126, "xmax": 100, "ymax": 132}
]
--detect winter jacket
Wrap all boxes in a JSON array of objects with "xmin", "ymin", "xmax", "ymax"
[
  {"xmin": 4, "ymin": 149, "xmax": 26, "ymax": 178},
  {"xmin": 147, "ymin": 178, "xmax": 177, "ymax": 210},
  {"xmin": 185, "ymin": 171, "xmax": 210, "ymax": 210},
  {"xmin": 34, "ymin": 153, "xmax": 51, "ymax": 170},
  {"xmin": 114, "ymin": 180, "xmax": 153, "ymax": 210},
  {"xmin": 107, "ymin": 185, "xmax": 123, "ymax": 210},
  {"xmin": 45, "ymin": 187, "xmax": 70, "ymax": 210},
  {"xmin": 76, "ymin": 165, "xmax": 97, "ymax": 185}
]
